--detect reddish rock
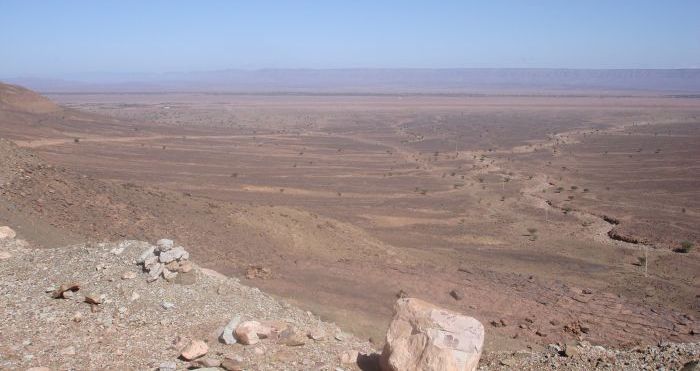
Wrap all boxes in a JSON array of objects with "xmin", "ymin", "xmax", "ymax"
[{"xmin": 180, "ymin": 340, "xmax": 208, "ymax": 360}]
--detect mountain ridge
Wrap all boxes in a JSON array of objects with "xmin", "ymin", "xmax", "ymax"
[{"xmin": 6, "ymin": 68, "xmax": 700, "ymax": 94}]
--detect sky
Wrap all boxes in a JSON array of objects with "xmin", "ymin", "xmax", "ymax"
[{"xmin": 1, "ymin": 0, "xmax": 699, "ymax": 77}]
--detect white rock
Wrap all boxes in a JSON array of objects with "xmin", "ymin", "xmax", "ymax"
[
  {"xmin": 380, "ymin": 298, "xmax": 484, "ymax": 371},
  {"xmin": 147, "ymin": 263, "xmax": 164, "ymax": 282},
  {"xmin": 156, "ymin": 238, "xmax": 174, "ymax": 252},
  {"xmin": 158, "ymin": 361, "xmax": 177, "ymax": 371},
  {"xmin": 220, "ymin": 315, "xmax": 241, "ymax": 345},
  {"xmin": 0, "ymin": 226, "xmax": 16, "ymax": 240},
  {"xmin": 159, "ymin": 246, "xmax": 189, "ymax": 263},
  {"xmin": 136, "ymin": 246, "xmax": 155, "ymax": 264},
  {"xmin": 161, "ymin": 301, "xmax": 176, "ymax": 310}
]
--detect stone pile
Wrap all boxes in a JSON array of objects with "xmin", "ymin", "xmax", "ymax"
[{"xmin": 137, "ymin": 238, "xmax": 191, "ymax": 282}]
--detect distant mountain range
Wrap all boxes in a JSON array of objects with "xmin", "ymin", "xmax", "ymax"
[{"xmin": 5, "ymin": 68, "xmax": 700, "ymax": 94}]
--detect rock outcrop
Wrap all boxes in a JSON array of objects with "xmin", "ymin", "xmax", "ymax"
[{"xmin": 380, "ymin": 298, "xmax": 485, "ymax": 371}]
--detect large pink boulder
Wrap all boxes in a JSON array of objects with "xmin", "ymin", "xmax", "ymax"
[{"xmin": 381, "ymin": 298, "xmax": 484, "ymax": 371}]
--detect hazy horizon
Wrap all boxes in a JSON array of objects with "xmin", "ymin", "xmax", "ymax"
[{"xmin": 1, "ymin": 1, "xmax": 699, "ymax": 78}]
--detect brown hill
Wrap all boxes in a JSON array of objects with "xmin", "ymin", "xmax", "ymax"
[{"xmin": 0, "ymin": 82, "xmax": 60, "ymax": 113}]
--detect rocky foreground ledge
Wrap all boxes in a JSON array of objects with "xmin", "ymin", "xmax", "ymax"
[{"xmin": 0, "ymin": 227, "xmax": 698, "ymax": 370}]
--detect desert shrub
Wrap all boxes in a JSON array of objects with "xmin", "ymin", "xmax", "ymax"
[{"xmin": 675, "ymin": 241, "xmax": 694, "ymax": 253}]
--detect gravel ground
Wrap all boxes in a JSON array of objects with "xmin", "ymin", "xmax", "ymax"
[
  {"xmin": 0, "ymin": 237, "xmax": 376, "ymax": 370},
  {"xmin": 1, "ymin": 234, "xmax": 697, "ymax": 370}
]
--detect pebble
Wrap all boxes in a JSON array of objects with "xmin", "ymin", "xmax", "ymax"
[
  {"xmin": 121, "ymin": 271, "xmax": 137, "ymax": 280},
  {"xmin": 220, "ymin": 315, "xmax": 241, "ymax": 345},
  {"xmin": 59, "ymin": 346, "xmax": 76, "ymax": 356},
  {"xmin": 180, "ymin": 340, "xmax": 208, "ymax": 361}
]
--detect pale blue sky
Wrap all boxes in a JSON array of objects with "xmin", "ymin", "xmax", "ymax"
[{"xmin": 1, "ymin": 0, "xmax": 699, "ymax": 77}]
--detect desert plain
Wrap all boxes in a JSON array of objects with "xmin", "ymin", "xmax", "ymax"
[{"xmin": 1, "ymin": 89, "xmax": 698, "ymax": 352}]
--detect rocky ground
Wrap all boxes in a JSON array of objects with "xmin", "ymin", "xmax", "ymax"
[
  {"xmin": 1, "ymin": 230, "xmax": 698, "ymax": 370},
  {"xmin": 0, "ymin": 233, "xmax": 376, "ymax": 370}
]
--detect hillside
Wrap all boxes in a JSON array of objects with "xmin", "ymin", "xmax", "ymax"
[{"xmin": 0, "ymin": 82, "xmax": 60, "ymax": 113}]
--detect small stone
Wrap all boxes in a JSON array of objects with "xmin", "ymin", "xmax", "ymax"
[
  {"xmin": 180, "ymin": 340, "xmax": 208, "ymax": 360},
  {"xmin": 161, "ymin": 301, "xmax": 176, "ymax": 310},
  {"xmin": 278, "ymin": 327, "xmax": 306, "ymax": 346},
  {"xmin": 136, "ymin": 246, "xmax": 155, "ymax": 264},
  {"xmin": 563, "ymin": 343, "xmax": 579, "ymax": 358},
  {"xmin": 220, "ymin": 316, "xmax": 241, "ymax": 344},
  {"xmin": 191, "ymin": 357, "xmax": 221, "ymax": 368},
  {"xmin": 0, "ymin": 251, "xmax": 12, "ymax": 260},
  {"xmin": 178, "ymin": 260, "xmax": 193, "ymax": 273},
  {"xmin": 235, "ymin": 321, "xmax": 264, "ymax": 345},
  {"xmin": 308, "ymin": 327, "xmax": 326, "ymax": 341},
  {"xmin": 59, "ymin": 346, "xmax": 76, "ymax": 356},
  {"xmin": 500, "ymin": 358, "xmax": 516, "ymax": 367},
  {"xmin": 159, "ymin": 246, "xmax": 189, "ymax": 263},
  {"xmin": 582, "ymin": 288, "xmax": 593, "ymax": 294},
  {"xmin": 221, "ymin": 355, "xmax": 245, "ymax": 371},
  {"xmin": 535, "ymin": 329, "xmax": 548, "ymax": 337},
  {"xmin": 245, "ymin": 265, "xmax": 271, "ymax": 279},
  {"xmin": 72, "ymin": 312, "xmax": 82, "ymax": 323},
  {"xmin": 121, "ymin": 271, "xmax": 137, "ymax": 280},
  {"xmin": 253, "ymin": 347, "xmax": 264, "ymax": 355},
  {"xmin": 156, "ymin": 238, "xmax": 174, "ymax": 251},
  {"xmin": 84, "ymin": 293, "xmax": 102, "ymax": 305},
  {"xmin": 162, "ymin": 267, "xmax": 178, "ymax": 281},
  {"xmin": 449, "ymin": 289, "xmax": 464, "ymax": 301},
  {"xmin": 334, "ymin": 331, "xmax": 347, "ymax": 342},
  {"xmin": 130, "ymin": 291, "xmax": 140, "ymax": 301},
  {"xmin": 147, "ymin": 263, "xmax": 164, "ymax": 282},
  {"xmin": 52, "ymin": 282, "xmax": 80, "ymax": 299},
  {"xmin": 339, "ymin": 350, "xmax": 358, "ymax": 364},
  {"xmin": 0, "ymin": 226, "xmax": 16, "ymax": 240},
  {"xmin": 158, "ymin": 362, "xmax": 176, "ymax": 371},
  {"xmin": 165, "ymin": 261, "xmax": 180, "ymax": 271}
]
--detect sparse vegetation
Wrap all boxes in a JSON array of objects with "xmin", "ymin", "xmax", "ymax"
[{"xmin": 675, "ymin": 241, "xmax": 694, "ymax": 253}]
